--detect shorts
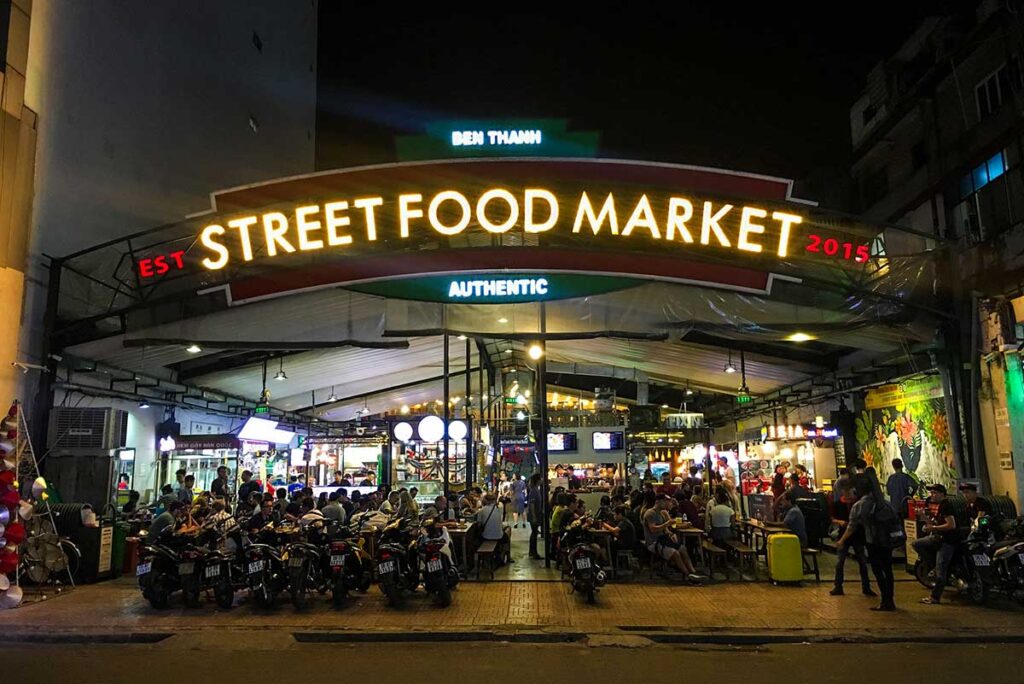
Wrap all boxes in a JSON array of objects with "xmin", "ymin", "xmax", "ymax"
[{"xmin": 647, "ymin": 542, "xmax": 676, "ymax": 561}]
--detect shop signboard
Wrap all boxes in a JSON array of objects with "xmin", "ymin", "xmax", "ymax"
[
  {"xmin": 173, "ymin": 434, "xmax": 241, "ymax": 450},
  {"xmin": 395, "ymin": 119, "xmax": 600, "ymax": 160}
]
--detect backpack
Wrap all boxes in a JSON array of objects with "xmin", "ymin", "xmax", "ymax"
[{"xmin": 870, "ymin": 498, "xmax": 906, "ymax": 549}]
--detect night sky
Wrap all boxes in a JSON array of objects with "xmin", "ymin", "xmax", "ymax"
[{"xmin": 316, "ymin": 4, "xmax": 935, "ymax": 187}]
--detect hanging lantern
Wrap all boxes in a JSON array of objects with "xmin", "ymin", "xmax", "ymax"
[
  {"xmin": 0, "ymin": 471, "xmax": 13, "ymax": 488},
  {"xmin": 0, "ymin": 572, "xmax": 8, "ymax": 591},
  {"xmin": 3, "ymin": 522, "xmax": 24, "ymax": 545},
  {"xmin": 17, "ymin": 500, "xmax": 33, "ymax": 520},
  {"xmin": 0, "ymin": 490, "xmax": 18, "ymax": 509},
  {"xmin": 31, "ymin": 477, "xmax": 46, "ymax": 498},
  {"xmin": 0, "ymin": 549, "xmax": 17, "ymax": 574}
]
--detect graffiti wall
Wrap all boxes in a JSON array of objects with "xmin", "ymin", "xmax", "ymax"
[{"xmin": 856, "ymin": 376, "xmax": 959, "ymax": 491}]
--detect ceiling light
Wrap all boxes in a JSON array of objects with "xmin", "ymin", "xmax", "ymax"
[
  {"xmin": 505, "ymin": 349, "xmax": 514, "ymax": 354},
  {"xmin": 400, "ymin": 404, "xmax": 410, "ymax": 415},
  {"xmin": 686, "ymin": 387, "xmax": 694, "ymax": 396},
  {"xmin": 498, "ymin": 317, "xmax": 508, "ymax": 323},
  {"xmin": 138, "ymin": 401, "xmax": 150, "ymax": 409},
  {"xmin": 457, "ymin": 334, "xmax": 467, "ymax": 341},
  {"xmin": 724, "ymin": 350, "xmax": 736, "ymax": 374},
  {"xmin": 274, "ymin": 356, "xmax": 287, "ymax": 381},
  {"xmin": 515, "ymin": 410, "xmax": 526, "ymax": 421},
  {"xmin": 661, "ymin": 404, "xmax": 669, "ymax": 409},
  {"xmin": 528, "ymin": 344, "xmax": 543, "ymax": 360},
  {"xmin": 327, "ymin": 386, "xmax": 337, "ymax": 402},
  {"xmin": 786, "ymin": 332, "xmax": 814, "ymax": 342},
  {"xmin": 185, "ymin": 344, "xmax": 202, "ymax": 354}
]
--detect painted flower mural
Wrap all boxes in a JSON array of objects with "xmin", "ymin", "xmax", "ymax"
[{"xmin": 855, "ymin": 379, "xmax": 958, "ymax": 492}]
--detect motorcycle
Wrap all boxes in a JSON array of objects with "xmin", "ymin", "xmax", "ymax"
[
  {"xmin": 137, "ymin": 530, "xmax": 186, "ymax": 609},
  {"xmin": 177, "ymin": 527, "xmax": 235, "ymax": 609},
  {"xmin": 327, "ymin": 521, "xmax": 373, "ymax": 608},
  {"xmin": 417, "ymin": 518, "xmax": 459, "ymax": 607},
  {"xmin": 245, "ymin": 523, "xmax": 291, "ymax": 608},
  {"xmin": 375, "ymin": 515, "xmax": 420, "ymax": 608},
  {"xmin": 914, "ymin": 514, "xmax": 1024, "ymax": 605},
  {"xmin": 559, "ymin": 516, "xmax": 606, "ymax": 604},
  {"xmin": 284, "ymin": 519, "xmax": 330, "ymax": 610}
]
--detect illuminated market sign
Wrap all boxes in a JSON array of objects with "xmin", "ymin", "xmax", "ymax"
[
  {"xmin": 346, "ymin": 273, "xmax": 638, "ymax": 303},
  {"xmin": 448, "ymin": 276, "xmax": 548, "ymax": 298},
  {"xmin": 196, "ymin": 189, "xmax": 816, "ymax": 271},
  {"xmin": 451, "ymin": 128, "xmax": 542, "ymax": 147}
]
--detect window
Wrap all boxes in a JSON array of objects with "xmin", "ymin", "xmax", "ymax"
[
  {"xmin": 958, "ymin": 150, "xmax": 1008, "ymax": 200},
  {"xmin": 976, "ymin": 57, "xmax": 1023, "ymax": 120}
]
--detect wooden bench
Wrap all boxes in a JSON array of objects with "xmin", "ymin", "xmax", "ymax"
[
  {"xmin": 475, "ymin": 541, "xmax": 498, "ymax": 580},
  {"xmin": 802, "ymin": 547, "xmax": 821, "ymax": 582},
  {"xmin": 724, "ymin": 540, "xmax": 757, "ymax": 579},
  {"xmin": 701, "ymin": 540, "xmax": 728, "ymax": 576}
]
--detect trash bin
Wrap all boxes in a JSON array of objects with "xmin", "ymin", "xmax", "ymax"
[{"xmin": 109, "ymin": 522, "xmax": 129, "ymax": 579}]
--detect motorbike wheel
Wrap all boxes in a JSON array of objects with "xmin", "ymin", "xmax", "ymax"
[
  {"xmin": 214, "ymin": 579, "xmax": 234, "ymax": 609},
  {"xmin": 914, "ymin": 559, "xmax": 937, "ymax": 589},
  {"xmin": 181, "ymin": 575, "xmax": 201, "ymax": 609},
  {"xmin": 435, "ymin": 582, "xmax": 452, "ymax": 608},
  {"xmin": 290, "ymin": 563, "xmax": 311, "ymax": 610},
  {"xmin": 358, "ymin": 574, "xmax": 372, "ymax": 593},
  {"xmin": 381, "ymin": 578, "xmax": 404, "ymax": 608},
  {"xmin": 446, "ymin": 566, "xmax": 460, "ymax": 590},
  {"xmin": 332, "ymin": 576, "xmax": 348, "ymax": 609},
  {"xmin": 967, "ymin": 569, "xmax": 990, "ymax": 605},
  {"xmin": 145, "ymin": 575, "xmax": 171, "ymax": 609},
  {"xmin": 253, "ymin": 569, "xmax": 276, "ymax": 608}
]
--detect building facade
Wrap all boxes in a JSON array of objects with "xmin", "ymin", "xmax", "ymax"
[{"xmin": 849, "ymin": 0, "xmax": 1024, "ymax": 503}]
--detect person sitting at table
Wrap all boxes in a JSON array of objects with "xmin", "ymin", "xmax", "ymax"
[
  {"xmin": 603, "ymin": 505, "xmax": 638, "ymax": 555},
  {"xmin": 475, "ymin": 493, "xmax": 511, "ymax": 564},
  {"xmin": 786, "ymin": 472, "xmax": 812, "ymax": 501},
  {"xmin": 423, "ymin": 495, "xmax": 457, "ymax": 522},
  {"xmin": 643, "ymin": 494, "xmax": 702, "ymax": 582},
  {"xmin": 674, "ymin": 488, "xmax": 703, "ymax": 529},
  {"xmin": 707, "ymin": 488, "xmax": 737, "ymax": 548},
  {"xmin": 779, "ymin": 494, "xmax": 808, "ymax": 547}
]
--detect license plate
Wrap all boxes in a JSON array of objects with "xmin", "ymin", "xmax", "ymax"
[
  {"xmin": 205, "ymin": 564, "xmax": 222, "ymax": 579},
  {"xmin": 973, "ymin": 554, "xmax": 991, "ymax": 567},
  {"xmin": 289, "ymin": 556, "xmax": 305, "ymax": 568},
  {"xmin": 575, "ymin": 557, "xmax": 592, "ymax": 570},
  {"xmin": 248, "ymin": 560, "xmax": 265, "ymax": 574},
  {"xmin": 178, "ymin": 562, "xmax": 194, "ymax": 575},
  {"xmin": 136, "ymin": 562, "xmax": 152, "ymax": 576},
  {"xmin": 426, "ymin": 559, "xmax": 442, "ymax": 573},
  {"xmin": 330, "ymin": 554, "xmax": 345, "ymax": 567},
  {"xmin": 378, "ymin": 560, "xmax": 396, "ymax": 574}
]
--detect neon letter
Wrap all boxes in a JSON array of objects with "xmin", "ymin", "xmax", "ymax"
[
  {"xmin": 665, "ymin": 198, "xmax": 694, "ymax": 243},
  {"xmin": 399, "ymin": 194, "xmax": 423, "ymax": 237},
  {"xmin": 199, "ymin": 224, "xmax": 229, "ymax": 270},
  {"xmin": 262, "ymin": 212, "xmax": 295, "ymax": 257},
  {"xmin": 700, "ymin": 202, "xmax": 732, "ymax": 247},
  {"xmin": 323, "ymin": 201, "xmax": 352, "ymax": 247},
  {"xmin": 428, "ymin": 191, "xmax": 471, "ymax": 236},
  {"xmin": 572, "ymin": 192, "xmax": 618, "ymax": 235},
  {"xmin": 622, "ymin": 194, "xmax": 661, "ymax": 239},
  {"xmin": 354, "ymin": 197, "xmax": 383, "ymax": 241},
  {"xmin": 295, "ymin": 204, "xmax": 324, "ymax": 251},
  {"xmin": 737, "ymin": 206, "xmax": 767, "ymax": 253},
  {"xmin": 227, "ymin": 216, "xmax": 257, "ymax": 261},
  {"xmin": 477, "ymin": 188, "xmax": 520, "ymax": 234},
  {"xmin": 524, "ymin": 189, "xmax": 558, "ymax": 233},
  {"xmin": 771, "ymin": 211, "xmax": 803, "ymax": 257}
]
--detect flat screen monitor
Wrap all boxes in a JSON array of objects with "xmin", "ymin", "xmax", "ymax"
[
  {"xmin": 547, "ymin": 432, "xmax": 578, "ymax": 452},
  {"xmin": 592, "ymin": 430, "xmax": 624, "ymax": 451}
]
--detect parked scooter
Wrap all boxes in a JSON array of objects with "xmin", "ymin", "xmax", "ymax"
[
  {"xmin": 245, "ymin": 523, "xmax": 291, "ymax": 608},
  {"xmin": 375, "ymin": 515, "xmax": 420, "ymax": 607},
  {"xmin": 327, "ymin": 521, "xmax": 373, "ymax": 608},
  {"xmin": 284, "ymin": 519, "xmax": 330, "ymax": 609},
  {"xmin": 177, "ymin": 527, "xmax": 235, "ymax": 609},
  {"xmin": 136, "ymin": 530, "xmax": 187, "ymax": 609},
  {"xmin": 559, "ymin": 516, "xmax": 606, "ymax": 604},
  {"xmin": 417, "ymin": 518, "xmax": 459, "ymax": 607}
]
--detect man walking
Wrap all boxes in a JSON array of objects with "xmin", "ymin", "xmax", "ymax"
[{"xmin": 829, "ymin": 484, "xmax": 875, "ymax": 597}]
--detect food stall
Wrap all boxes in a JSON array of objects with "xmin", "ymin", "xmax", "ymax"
[
  {"xmin": 737, "ymin": 422, "xmax": 841, "ymax": 512},
  {"xmin": 547, "ymin": 426, "xmax": 627, "ymax": 511},
  {"xmin": 306, "ymin": 432, "xmax": 387, "ymax": 499},
  {"xmin": 390, "ymin": 416, "xmax": 472, "ymax": 492},
  {"xmin": 157, "ymin": 434, "xmax": 240, "ymax": 494}
]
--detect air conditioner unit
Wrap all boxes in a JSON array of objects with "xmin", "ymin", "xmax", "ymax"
[{"xmin": 48, "ymin": 407, "xmax": 129, "ymax": 450}]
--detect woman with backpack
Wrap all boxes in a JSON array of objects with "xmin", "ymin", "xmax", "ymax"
[{"xmin": 837, "ymin": 470, "xmax": 899, "ymax": 612}]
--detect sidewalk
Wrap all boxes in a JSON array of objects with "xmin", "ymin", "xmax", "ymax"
[{"xmin": 2, "ymin": 576, "xmax": 1022, "ymax": 641}]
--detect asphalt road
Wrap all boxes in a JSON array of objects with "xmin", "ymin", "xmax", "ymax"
[{"xmin": 2, "ymin": 638, "xmax": 1020, "ymax": 684}]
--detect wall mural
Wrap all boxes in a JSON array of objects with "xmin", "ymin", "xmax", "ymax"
[{"xmin": 855, "ymin": 376, "xmax": 959, "ymax": 491}]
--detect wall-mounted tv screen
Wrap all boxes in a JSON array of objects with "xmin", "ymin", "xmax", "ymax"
[
  {"xmin": 547, "ymin": 432, "xmax": 578, "ymax": 452},
  {"xmin": 592, "ymin": 431, "xmax": 624, "ymax": 451}
]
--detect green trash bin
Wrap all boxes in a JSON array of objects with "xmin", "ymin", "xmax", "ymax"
[{"xmin": 110, "ymin": 522, "xmax": 129, "ymax": 579}]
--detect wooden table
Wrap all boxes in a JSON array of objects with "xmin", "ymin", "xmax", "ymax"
[
  {"xmin": 444, "ymin": 522, "xmax": 475, "ymax": 573},
  {"xmin": 668, "ymin": 523, "xmax": 706, "ymax": 568},
  {"xmin": 739, "ymin": 519, "xmax": 789, "ymax": 560}
]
